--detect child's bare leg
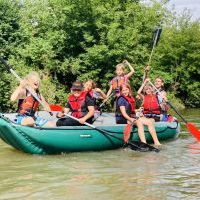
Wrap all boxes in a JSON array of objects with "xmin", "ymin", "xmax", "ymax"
[
  {"xmin": 140, "ymin": 117, "xmax": 161, "ymax": 145},
  {"xmin": 134, "ymin": 119, "xmax": 146, "ymax": 143}
]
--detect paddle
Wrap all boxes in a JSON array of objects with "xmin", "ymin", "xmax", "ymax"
[
  {"xmin": 0, "ymin": 57, "xmax": 53, "ymax": 115},
  {"xmin": 148, "ymin": 80, "xmax": 200, "ymax": 141},
  {"xmin": 49, "ymin": 104, "xmax": 63, "ymax": 112},
  {"xmin": 99, "ymin": 91, "xmax": 115, "ymax": 109},
  {"xmin": 91, "ymin": 91, "xmax": 115, "ymax": 122},
  {"xmin": 143, "ymin": 27, "xmax": 162, "ymax": 81},
  {"xmin": 64, "ymin": 113, "xmax": 160, "ymax": 152}
]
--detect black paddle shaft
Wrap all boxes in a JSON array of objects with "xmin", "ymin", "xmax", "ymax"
[
  {"xmin": 95, "ymin": 126, "xmax": 160, "ymax": 153},
  {"xmin": 167, "ymin": 102, "xmax": 187, "ymax": 124}
]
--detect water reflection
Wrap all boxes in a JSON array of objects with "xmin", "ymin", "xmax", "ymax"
[
  {"xmin": 0, "ymin": 109, "xmax": 200, "ymax": 200},
  {"xmin": 188, "ymin": 142, "xmax": 200, "ymax": 154}
]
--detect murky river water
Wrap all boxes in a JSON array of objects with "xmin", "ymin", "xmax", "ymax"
[{"xmin": 0, "ymin": 109, "xmax": 200, "ymax": 200}]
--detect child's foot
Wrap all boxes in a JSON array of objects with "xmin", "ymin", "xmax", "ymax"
[{"xmin": 154, "ymin": 142, "xmax": 162, "ymax": 146}]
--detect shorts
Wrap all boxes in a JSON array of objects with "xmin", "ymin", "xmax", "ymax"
[
  {"xmin": 15, "ymin": 114, "xmax": 48, "ymax": 127},
  {"xmin": 56, "ymin": 117, "xmax": 93, "ymax": 126}
]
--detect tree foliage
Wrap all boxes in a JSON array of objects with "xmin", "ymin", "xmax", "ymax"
[{"xmin": 0, "ymin": 0, "xmax": 199, "ymax": 112}]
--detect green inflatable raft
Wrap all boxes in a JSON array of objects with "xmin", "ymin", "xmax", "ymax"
[{"xmin": 0, "ymin": 113, "xmax": 180, "ymax": 155}]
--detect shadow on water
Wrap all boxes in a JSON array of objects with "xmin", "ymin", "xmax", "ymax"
[{"xmin": 0, "ymin": 109, "xmax": 199, "ymax": 200}]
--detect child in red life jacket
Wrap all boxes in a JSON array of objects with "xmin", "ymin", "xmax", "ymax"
[
  {"xmin": 115, "ymin": 84, "xmax": 161, "ymax": 146},
  {"xmin": 137, "ymin": 79, "xmax": 162, "ymax": 122},
  {"xmin": 10, "ymin": 72, "xmax": 55, "ymax": 127},
  {"xmin": 106, "ymin": 60, "xmax": 135, "ymax": 98},
  {"xmin": 56, "ymin": 81, "xmax": 95, "ymax": 126}
]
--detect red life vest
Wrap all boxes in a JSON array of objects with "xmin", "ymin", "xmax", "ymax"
[
  {"xmin": 19, "ymin": 93, "xmax": 40, "ymax": 116},
  {"xmin": 68, "ymin": 91, "xmax": 89, "ymax": 118},
  {"xmin": 116, "ymin": 95, "xmax": 136, "ymax": 118},
  {"xmin": 111, "ymin": 75, "xmax": 128, "ymax": 90},
  {"xmin": 122, "ymin": 95, "xmax": 136, "ymax": 114},
  {"xmin": 143, "ymin": 94, "xmax": 161, "ymax": 115}
]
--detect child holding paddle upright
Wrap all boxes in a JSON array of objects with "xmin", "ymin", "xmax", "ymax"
[
  {"xmin": 137, "ymin": 78, "xmax": 171, "ymax": 122},
  {"xmin": 11, "ymin": 72, "xmax": 55, "ymax": 127},
  {"xmin": 106, "ymin": 60, "xmax": 135, "ymax": 98},
  {"xmin": 115, "ymin": 83, "xmax": 161, "ymax": 145}
]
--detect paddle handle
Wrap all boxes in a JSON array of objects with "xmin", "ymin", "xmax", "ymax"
[
  {"xmin": 148, "ymin": 28, "xmax": 161, "ymax": 66},
  {"xmin": 143, "ymin": 28, "xmax": 162, "ymax": 81},
  {"xmin": 99, "ymin": 92, "xmax": 114, "ymax": 108},
  {"xmin": 64, "ymin": 113, "xmax": 95, "ymax": 128}
]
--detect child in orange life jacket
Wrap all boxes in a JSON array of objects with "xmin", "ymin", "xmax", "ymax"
[
  {"xmin": 10, "ymin": 72, "xmax": 55, "ymax": 127},
  {"xmin": 115, "ymin": 84, "xmax": 161, "ymax": 145},
  {"xmin": 137, "ymin": 78, "xmax": 162, "ymax": 122},
  {"xmin": 106, "ymin": 60, "xmax": 135, "ymax": 98},
  {"xmin": 84, "ymin": 80, "xmax": 107, "ymax": 119},
  {"xmin": 56, "ymin": 81, "xmax": 95, "ymax": 126}
]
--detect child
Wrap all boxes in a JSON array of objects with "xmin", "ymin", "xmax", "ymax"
[
  {"xmin": 137, "ymin": 79, "xmax": 162, "ymax": 121},
  {"xmin": 56, "ymin": 81, "xmax": 95, "ymax": 126},
  {"xmin": 137, "ymin": 78, "xmax": 170, "ymax": 122},
  {"xmin": 84, "ymin": 80, "xmax": 106, "ymax": 119},
  {"xmin": 154, "ymin": 77, "xmax": 167, "ymax": 101},
  {"xmin": 84, "ymin": 80, "xmax": 106, "ymax": 100},
  {"xmin": 10, "ymin": 72, "xmax": 55, "ymax": 127},
  {"xmin": 115, "ymin": 83, "xmax": 161, "ymax": 145},
  {"xmin": 106, "ymin": 60, "xmax": 135, "ymax": 98}
]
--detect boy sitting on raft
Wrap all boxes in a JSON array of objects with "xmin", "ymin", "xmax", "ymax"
[{"xmin": 56, "ymin": 81, "xmax": 95, "ymax": 126}]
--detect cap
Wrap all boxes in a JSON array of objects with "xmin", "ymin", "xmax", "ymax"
[{"xmin": 71, "ymin": 81, "xmax": 83, "ymax": 91}]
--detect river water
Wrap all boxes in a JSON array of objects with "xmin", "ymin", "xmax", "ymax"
[{"xmin": 0, "ymin": 109, "xmax": 200, "ymax": 200}]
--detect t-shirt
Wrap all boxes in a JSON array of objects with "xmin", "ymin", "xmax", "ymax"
[
  {"xmin": 115, "ymin": 96, "xmax": 129, "ymax": 124},
  {"xmin": 117, "ymin": 96, "xmax": 129, "ymax": 108}
]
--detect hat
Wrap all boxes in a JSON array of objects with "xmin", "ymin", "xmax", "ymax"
[{"xmin": 71, "ymin": 81, "xmax": 83, "ymax": 91}]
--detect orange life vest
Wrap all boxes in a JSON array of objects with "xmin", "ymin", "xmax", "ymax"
[
  {"xmin": 19, "ymin": 93, "xmax": 40, "ymax": 116},
  {"xmin": 68, "ymin": 91, "xmax": 89, "ymax": 118},
  {"xmin": 143, "ymin": 94, "xmax": 161, "ymax": 115},
  {"xmin": 111, "ymin": 75, "xmax": 128, "ymax": 90}
]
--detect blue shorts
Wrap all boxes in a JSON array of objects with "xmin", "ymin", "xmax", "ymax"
[{"xmin": 15, "ymin": 115, "xmax": 48, "ymax": 127}]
